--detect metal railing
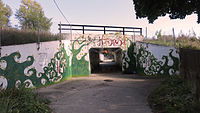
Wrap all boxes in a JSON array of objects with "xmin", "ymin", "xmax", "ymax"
[{"xmin": 58, "ymin": 24, "xmax": 142, "ymax": 35}]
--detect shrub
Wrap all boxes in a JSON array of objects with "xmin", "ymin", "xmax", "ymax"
[
  {"xmin": 0, "ymin": 88, "xmax": 51, "ymax": 113},
  {"xmin": 148, "ymin": 75, "xmax": 200, "ymax": 113}
]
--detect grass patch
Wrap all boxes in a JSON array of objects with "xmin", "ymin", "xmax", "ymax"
[
  {"xmin": 144, "ymin": 35, "xmax": 200, "ymax": 50},
  {"xmin": 0, "ymin": 88, "xmax": 51, "ymax": 113},
  {"xmin": 148, "ymin": 75, "xmax": 200, "ymax": 113}
]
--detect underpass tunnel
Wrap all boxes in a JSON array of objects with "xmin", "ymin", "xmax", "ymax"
[{"xmin": 89, "ymin": 48, "xmax": 122, "ymax": 73}]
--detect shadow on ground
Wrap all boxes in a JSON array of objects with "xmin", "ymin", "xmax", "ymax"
[{"xmin": 37, "ymin": 73, "xmax": 160, "ymax": 113}]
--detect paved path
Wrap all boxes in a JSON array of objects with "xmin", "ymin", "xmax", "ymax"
[{"xmin": 37, "ymin": 73, "xmax": 160, "ymax": 113}]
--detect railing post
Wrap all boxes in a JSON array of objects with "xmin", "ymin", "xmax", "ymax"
[
  {"xmin": 123, "ymin": 28, "xmax": 125, "ymax": 35},
  {"xmin": 104, "ymin": 27, "xmax": 106, "ymax": 34},
  {"xmin": 140, "ymin": 28, "xmax": 142, "ymax": 35},
  {"xmin": 83, "ymin": 26, "xmax": 85, "ymax": 34}
]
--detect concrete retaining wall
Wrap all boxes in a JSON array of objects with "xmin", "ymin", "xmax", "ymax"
[
  {"xmin": 122, "ymin": 42, "xmax": 180, "ymax": 76},
  {"xmin": 0, "ymin": 39, "xmax": 92, "ymax": 90},
  {"xmin": 2, "ymin": 34, "xmax": 176, "ymax": 90}
]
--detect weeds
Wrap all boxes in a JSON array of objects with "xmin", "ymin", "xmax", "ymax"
[
  {"xmin": 0, "ymin": 27, "xmax": 60, "ymax": 46},
  {"xmin": 148, "ymin": 75, "xmax": 200, "ymax": 113},
  {"xmin": 144, "ymin": 34, "xmax": 200, "ymax": 50},
  {"xmin": 0, "ymin": 88, "xmax": 51, "ymax": 113}
]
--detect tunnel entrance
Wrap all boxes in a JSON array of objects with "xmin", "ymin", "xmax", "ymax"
[{"xmin": 89, "ymin": 48, "xmax": 122, "ymax": 73}]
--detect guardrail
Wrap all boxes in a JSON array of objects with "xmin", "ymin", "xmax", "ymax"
[{"xmin": 58, "ymin": 24, "xmax": 142, "ymax": 35}]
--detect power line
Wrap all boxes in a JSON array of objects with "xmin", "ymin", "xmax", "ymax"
[
  {"xmin": 52, "ymin": 0, "xmax": 71, "ymax": 24},
  {"xmin": 52, "ymin": 0, "xmax": 73, "ymax": 46}
]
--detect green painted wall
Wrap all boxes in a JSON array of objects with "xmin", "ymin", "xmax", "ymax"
[
  {"xmin": 70, "ymin": 37, "xmax": 92, "ymax": 77},
  {"xmin": 0, "ymin": 35, "xmax": 180, "ymax": 90},
  {"xmin": 136, "ymin": 44, "xmax": 179, "ymax": 76},
  {"xmin": 122, "ymin": 42, "xmax": 179, "ymax": 76},
  {"xmin": 38, "ymin": 43, "xmax": 71, "ymax": 85},
  {"xmin": 0, "ymin": 43, "xmax": 72, "ymax": 89},
  {"xmin": 122, "ymin": 42, "xmax": 137, "ymax": 74}
]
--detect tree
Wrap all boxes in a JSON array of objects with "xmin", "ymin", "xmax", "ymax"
[
  {"xmin": 0, "ymin": 0, "xmax": 12, "ymax": 26},
  {"xmin": 133, "ymin": 0, "xmax": 200, "ymax": 23},
  {"xmin": 15, "ymin": 0, "xmax": 52, "ymax": 31}
]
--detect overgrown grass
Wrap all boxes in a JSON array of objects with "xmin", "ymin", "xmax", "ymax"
[
  {"xmin": 144, "ymin": 35, "xmax": 200, "ymax": 50},
  {"xmin": 1, "ymin": 27, "xmax": 60, "ymax": 46},
  {"xmin": 148, "ymin": 75, "xmax": 200, "ymax": 113},
  {"xmin": 0, "ymin": 88, "xmax": 51, "ymax": 113}
]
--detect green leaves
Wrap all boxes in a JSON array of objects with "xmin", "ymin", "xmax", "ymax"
[
  {"xmin": 133, "ymin": 0, "xmax": 200, "ymax": 23},
  {"xmin": 15, "ymin": 0, "xmax": 52, "ymax": 31},
  {"xmin": 0, "ymin": 0, "xmax": 12, "ymax": 26}
]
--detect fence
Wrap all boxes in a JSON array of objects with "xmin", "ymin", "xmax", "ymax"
[{"xmin": 180, "ymin": 48, "xmax": 200, "ymax": 101}]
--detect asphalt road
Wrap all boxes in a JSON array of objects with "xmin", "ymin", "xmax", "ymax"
[{"xmin": 37, "ymin": 73, "xmax": 160, "ymax": 113}]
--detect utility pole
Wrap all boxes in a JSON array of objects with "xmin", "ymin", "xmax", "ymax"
[{"xmin": 59, "ymin": 21, "xmax": 62, "ymax": 45}]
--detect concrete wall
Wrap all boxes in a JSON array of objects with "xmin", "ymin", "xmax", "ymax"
[
  {"xmin": 0, "ymin": 40, "xmax": 73, "ymax": 89},
  {"xmin": 122, "ymin": 42, "xmax": 180, "ymax": 76},
  {"xmin": 0, "ymin": 34, "xmax": 147, "ymax": 90},
  {"xmin": 114, "ymin": 49, "xmax": 122, "ymax": 67},
  {"xmin": 0, "ymin": 38, "xmax": 92, "ymax": 90}
]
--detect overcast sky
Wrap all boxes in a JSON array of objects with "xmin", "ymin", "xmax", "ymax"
[{"xmin": 2, "ymin": 0, "xmax": 200, "ymax": 37}]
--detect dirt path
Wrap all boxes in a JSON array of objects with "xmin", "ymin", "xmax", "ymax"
[{"xmin": 37, "ymin": 73, "xmax": 160, "ymax": 113}]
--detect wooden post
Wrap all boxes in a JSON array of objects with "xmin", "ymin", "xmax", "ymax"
[
  {"xmin": 172, "ymin": 28, "xmax": 176, "ymax": 48},
  {"xmin": 37, "ymin": 18, "xmax": 40, "ymax": 50},
  {"xmin": 145, "ymin": 27, "xmax": 147, "ymax": 38},
  {"xmin": 60, "ymin": 21, "xmax": 62, "ymax": 43}
]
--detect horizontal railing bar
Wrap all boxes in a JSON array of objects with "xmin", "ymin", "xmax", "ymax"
[
  {"xmin": 58, "ymin": 24, "xmax": 142, "ymax": 30},
  {"xmin": 59, "ymin": 28, "xmax": 141, "ymax": 33}
]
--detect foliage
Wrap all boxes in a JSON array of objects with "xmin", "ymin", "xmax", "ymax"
[
  {"xmin": 133, "ymin": 0, "xmax": 200, "ymax": 23},
  {"xmin": 15, "ymin": 0, "xmax": 52, "ymax": 31},
  {"xmin": 1, "ymin": 27, "xmax": 60, "ymax": 46},
  {"xmin": 0, "ymin": 0, "xmax": 12, "ymax": 26},
  {"xmin": 148, "ymin": 75, "xmax": 200, "ymax": 113},
  {"xmin": 144, "ymin": 34, "xmax": 200, "ymax": 50},
  {"xmin": 0, "ymin": 88, "xmax": 51, "ymax": 113}
]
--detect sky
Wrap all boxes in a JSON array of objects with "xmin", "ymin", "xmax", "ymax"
[{"xmin": 2, "ymin": 0, "xmax": 200, "ymax": 38}]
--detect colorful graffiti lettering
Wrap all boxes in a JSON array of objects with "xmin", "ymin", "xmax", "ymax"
[{"xmin": 95, "ymin": 34, "xmax": 127, "ymax": 48}]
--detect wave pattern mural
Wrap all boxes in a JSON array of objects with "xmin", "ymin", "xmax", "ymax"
[
  {"xmin": 0, "ymin": 34, "xmax": 180, "ymax": 90},
  {"xmin": 136, "ymin": 43, "xmax": 179, "ymax": 76},
  {"xmin": 0, "ymin": 43, "xmax": 71, "ymax": 89}
]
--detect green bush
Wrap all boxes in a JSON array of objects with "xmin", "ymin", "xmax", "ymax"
[
  {"xmin": 0, "ymin": 88, "xmax": 51, "ymax": 113},
  {"xmin": 148, "ymin": 75, "xmax": 200, "ymax": 113}
]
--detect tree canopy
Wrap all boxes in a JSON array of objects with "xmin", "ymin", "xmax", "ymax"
[
  {"xmin": 15, "ymin": 0, "xmax": 52, "ymax": 31},
  {"xmin": 133, "ymin": 0, "xmax": 200, "ymax": 23},
  {"xmin": 0, "ymin": 0, "xmax": 12, "ymax": 26}
]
